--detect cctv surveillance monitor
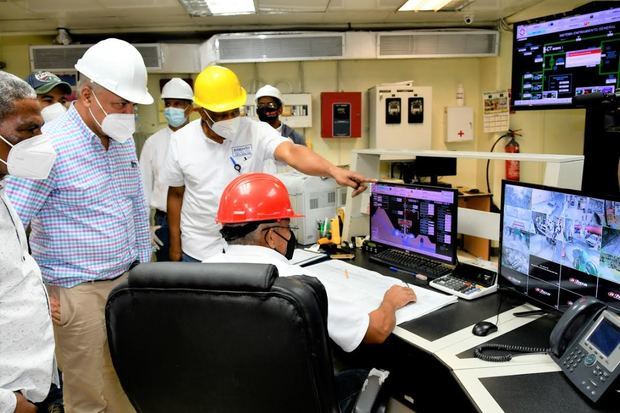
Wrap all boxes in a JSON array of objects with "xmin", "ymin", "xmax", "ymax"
[
  {"xmin": 499, "ymin": 180, "xmax": 620, "ymax": 312},
  {"xmin": 511, "ymin": 3, "xmax": 620, "ymax": 110}
]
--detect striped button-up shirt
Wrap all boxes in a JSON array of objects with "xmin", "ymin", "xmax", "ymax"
[{"xmin": 5, "ymin": 105, "xmax": 151, "ymax": 288}]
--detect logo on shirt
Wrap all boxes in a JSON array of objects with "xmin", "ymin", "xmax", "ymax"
[
  {"xmin": 232, "ymin": 144, "xmax": 252, "ymax": 158},
  {"xmin": 130, "ymin": 161, "xmax": 138, "ymax": 168}
]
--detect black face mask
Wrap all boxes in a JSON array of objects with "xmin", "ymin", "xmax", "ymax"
[
  {"xmin": 271, "ymin": 228, "xmax": 296, "ymax": 260},
  {"xmin": 257, "ymin": 106, "xmax": 279, "ymax": 122}
]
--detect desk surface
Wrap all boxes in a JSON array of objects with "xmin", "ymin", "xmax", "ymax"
[{"xmin": 337, "ymin": 251, "xmax": 619, "ymax": 413}]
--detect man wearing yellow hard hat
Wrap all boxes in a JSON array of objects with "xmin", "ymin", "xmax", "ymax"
[{"xmin": 161, "ymin": 65, "xmax": 374, "ymax": 262}]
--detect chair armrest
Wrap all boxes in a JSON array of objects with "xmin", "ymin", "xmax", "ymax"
[{"xmin": 354, "ymin": 368, "xmax": 390, "ymax": 413}]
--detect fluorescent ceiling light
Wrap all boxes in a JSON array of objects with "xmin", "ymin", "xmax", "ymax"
[
  {"xmin": 398, "ymin": 0, "xmax": 453, "ymax": 12},
  {"xmin": 207, "ymin": 0, "xmax": 255, "ymax": 15},
  {"xmin": 178, "ymin": 0, "xmax": 255, "ymax": 16}
]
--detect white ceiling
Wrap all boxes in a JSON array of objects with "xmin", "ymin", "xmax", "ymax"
[{"xmin": 0, "ymin": 0, "xmax": 592, "ymax": 36}]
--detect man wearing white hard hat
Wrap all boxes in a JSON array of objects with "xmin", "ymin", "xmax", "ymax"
[
  {"xmin": 140, "ymin": 78, "xmax": 193, "ymax": 262},
  {"xmin": 255, "ymin": 84, "xmax": 306, "ymax": 146},
  {"xmin": 5, "ymin": 38, "xmax": 152, "ymax": 413}
]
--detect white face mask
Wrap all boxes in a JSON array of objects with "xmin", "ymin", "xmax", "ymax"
[
  {"xmin": 0, "ymin": 134, "xmax": 57, "ymax": 180},
  {"xmin": 203, "ymin": 109, "xmax": 241, "ymax": 141},
  {"xmin": 89, "ymin": 91, "xmax": 135, "ymax": 143},
  {"xmin": 41, "ymin": 102, "xmax": 67, "ymax": 123}
]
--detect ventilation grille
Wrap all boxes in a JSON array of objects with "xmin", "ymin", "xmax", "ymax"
[
  {"xmin": 327, "ymin": 191, "xmax": 336, "ymax": 205},
  {"xmin": 30, "ymin": 44, "xmax": 162, "ymax": 71},
  {"xmin": 134, "ymin": 45, "xmax": 162, "ymax": 68},
  {"xmin": 215, "ymin": 33, "xmax": 344, "ymax": 62},
  {"xmin": 378, "ymin": 31, "xmax": 498, "ymax": 58},
  {"xmin": 310, "ymin": 198, "xmax": 319, "ymax": 210}
]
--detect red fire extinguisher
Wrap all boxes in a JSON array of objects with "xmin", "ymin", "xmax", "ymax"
[{"xmin": 505, "ymin": 129, "xmax": 521, "ymax": 181}]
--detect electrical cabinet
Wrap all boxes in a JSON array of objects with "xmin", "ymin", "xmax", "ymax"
[
  {"xmin": 243, "ymin": 93, "xmax": 312, "ymax": 128},
  {"xmin": 320, "ymin": 92, "xmax": 362, "ymax": 138},
  {"xmin": 368, "ymin": 82, "xmax": 432, "ymax": 150}
]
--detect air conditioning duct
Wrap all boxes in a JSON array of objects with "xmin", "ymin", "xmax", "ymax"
[
  {"xmin": 201, "ymin": 32, "xmax": 346, "ymax": 66},
  {"xmin": 201, "ymin": 29, "xmax": 499, "ymax": 65},
  {"xmin": 377, "ymin": 30, "xmax": 499, "ymax": 58},
  {"xmin": 30, "ymin": 43, "xmax": 201, "ymax": 73}
]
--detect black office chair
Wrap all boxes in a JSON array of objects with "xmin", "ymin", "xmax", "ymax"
[{"xmin": 105, "ymin": 262, "xmax": 387, "ymax": 413}]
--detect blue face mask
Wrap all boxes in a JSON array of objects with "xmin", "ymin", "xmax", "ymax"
[{"xmin": 164, "ymin": 107, "xmax": 188, "ymax": 128}]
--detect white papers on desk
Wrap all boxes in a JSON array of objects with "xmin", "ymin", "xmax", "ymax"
[
  {"xmin": 306, "ymin": 260, "xmax": 457, "ymax": 325},
  {"xmin": 290, "ymin": 248, "xmax": 328, "ymax": 266}
]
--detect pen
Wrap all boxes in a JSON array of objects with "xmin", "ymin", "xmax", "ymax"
[{"xmin": 389, "ymin": 266, "xmax": 428, "ymax": 282}]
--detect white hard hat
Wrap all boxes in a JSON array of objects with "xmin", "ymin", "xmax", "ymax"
[
  {"xmin": 75, "ymin": 38, "xmax": 154, "ymax": 105},
  {"xmin": 255, "ymin": 84, "xmax": 283, "ymax": 104},
  {"xmin": 161, "ymin": 78, "xmax": 193, "ymax": 101}
]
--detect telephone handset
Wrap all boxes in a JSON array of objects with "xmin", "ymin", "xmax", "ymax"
[
  {"xmin": 550, "ymin": 296, "xmax": 607, "ymax": 357},
  {"xmin": 550, "ymin": 296, "xmax": 620, "ymax": 402}
]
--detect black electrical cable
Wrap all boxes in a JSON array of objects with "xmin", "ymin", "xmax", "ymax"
[
  {"xmin": 474, "ymin": 344, "xmax": 549, "ymax": 362},
  {"xmin": 495, "ymin": 290, "xmax": 503, "ymax": 327},
  {"xmin": 485, "ymin": 132, "xmax": 510, "ymax": 212}
]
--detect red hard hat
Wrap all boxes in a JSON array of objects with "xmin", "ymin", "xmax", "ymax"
[{"xmin": 217, "ymin": 173, "xmax": 303, "ymax": 224}]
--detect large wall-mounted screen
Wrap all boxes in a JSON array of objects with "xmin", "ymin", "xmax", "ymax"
[{"xmin": 512, "ymin": 5, "xmax": 620, "ymax": 110}]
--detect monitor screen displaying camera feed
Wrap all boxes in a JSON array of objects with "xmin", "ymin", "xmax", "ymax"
[{"xmin": 500, "ymin": 181, "xmax": 620, "ymax": 311}]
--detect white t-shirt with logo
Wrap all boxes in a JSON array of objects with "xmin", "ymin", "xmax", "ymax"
[{"xmin": 160, "ymin": 117, "xmax": 288, "ymax": 260}]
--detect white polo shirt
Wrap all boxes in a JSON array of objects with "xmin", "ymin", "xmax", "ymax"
[
  {"xmin": 139, "ymin": 126, "xmax": 173, "ymax": 212},
  {"xmin": 160, "ymin": 118, "xmax": 288, "ymax": 260},
  {"xmin": 203, "ymin": 245, "xmax": 369, "ymax": 352}
]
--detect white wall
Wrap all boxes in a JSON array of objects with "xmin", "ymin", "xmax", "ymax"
[
  {"xmin": 0, "ymin": 0, "xmax": 589, "ymax": 194},
  {"xmin": 225, "ymin": 57, "xmax": 485, "ymax": 188}
]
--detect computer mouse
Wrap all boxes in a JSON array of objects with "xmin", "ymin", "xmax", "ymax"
[
  {"xmin": 472, "ymin": 321, "xmax": 498, "ymax": 336},
  {"xmin": 466, "ymin": 188, "xmax": 480, "ymax": 194}
]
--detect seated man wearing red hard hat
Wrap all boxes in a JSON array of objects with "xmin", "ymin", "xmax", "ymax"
[
  {"xmin": 204, "ymin": 173, "xmax": 417, "ymax": 353},
  {"xmin": 205, "ymin": 173, "xmax": 417, "ymax": 413}
]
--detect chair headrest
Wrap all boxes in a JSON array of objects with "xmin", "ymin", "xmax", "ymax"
[{"xmin": 127, "ymin": 262, "xmax": 278, "ymax": 291}]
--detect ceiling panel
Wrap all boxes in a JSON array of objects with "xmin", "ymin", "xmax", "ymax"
[
  {"xmin": 0, "ymin": 0, "xmax": 597, "ymax": 35},
  {"xmin": 327, "ymin": 0, "xmax": 404, "ymax": 11},
  {"xmin": 258, "ymin": 0, "xmax": 329, "ymax": 13},
  {"xmin": 100, "ymin": 0, "xmax": 179, "ymax": 8},
  {"xmin": 23, "ymin": 0, "xmax": 100, "ymax": 13}
]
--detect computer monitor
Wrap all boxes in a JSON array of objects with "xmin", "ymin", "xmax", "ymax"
[
  {"xmin": 499, "ymin": 180, "xmax": 620, "ymax": 312},
  {"xmin": 511, "ymin": 3, "xmax": 620, "ymax": 110},
  {"xmin": 370, "ymin": 182, "xmax": 458, "ymax": 265},
  {"xmin": 414, "ymin": 156, "xmax": 457, "ymax": 186}
]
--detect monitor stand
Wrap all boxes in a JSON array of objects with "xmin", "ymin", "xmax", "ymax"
[
  {"xmin": 513, "ymin": 309, "xmax": 548, "ymax": 317},
  {"xmin": 421, "ymin": 176, "xmax": 452, "ymax": 188}
]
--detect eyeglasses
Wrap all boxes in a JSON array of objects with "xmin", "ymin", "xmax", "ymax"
[
  {"xmin": 262, "ymin": 225, "xmax": 298, "ymax": 232},
  {"xmin": 257, "ymin": 102, "xmax": 279, "ymax": 110}
]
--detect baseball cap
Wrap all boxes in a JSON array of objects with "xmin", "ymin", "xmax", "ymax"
[{"xmin": 26, "ymin": 71, "xmax": 72, "ymax": 95}]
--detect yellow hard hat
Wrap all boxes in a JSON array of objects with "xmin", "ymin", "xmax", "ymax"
[{"xmin": 193, "ymin": 65, "xmax": 247, "ymax": 113}]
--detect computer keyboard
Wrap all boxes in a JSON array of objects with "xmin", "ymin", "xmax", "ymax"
[{"xmin": 369, "ymin": 248, "xmax": 453, "ymax": 279}]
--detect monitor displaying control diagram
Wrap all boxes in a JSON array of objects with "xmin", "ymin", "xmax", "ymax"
[
  {"xmin": 511, "ymin": 5, "xmax": 620, "ymax": 110},
  {"xmin": 370, "ymin": 182, "xmax": 457, "ymax": 264},
  {"xmin": 499, "ymin": 181, "xmax": 620, "ymax": 311}
]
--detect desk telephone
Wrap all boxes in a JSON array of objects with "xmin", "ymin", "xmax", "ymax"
[
  {"xmin": 474, "ymin": 297, "xmax": 620, "ymax": 403},
  {"xmin": 549, "ymin": 297, "xmax": 620, "ymax": 402}
]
